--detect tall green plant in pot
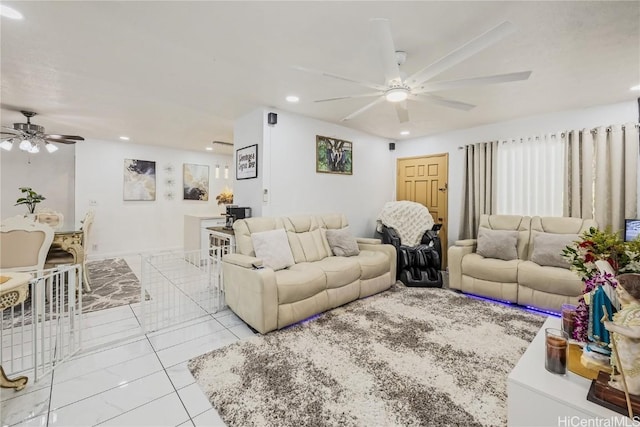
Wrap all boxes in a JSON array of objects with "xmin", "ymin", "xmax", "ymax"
[{"xmin": 15, "ymin": 187, "xmax": 46, "ymax": 214}]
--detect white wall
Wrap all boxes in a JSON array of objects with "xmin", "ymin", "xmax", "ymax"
[
  {"xmin": 75, "ymin": 139, "xmax": 233, "ymax": 257},
  {"xmin": 235, "ymin": 108, "xmax": 395, "ymax": 237},
  {"xmin": 233, "ymin": 108, "xmax": 265, "ymax": 216},
  {"xmin": 1, "ymin": 145, "xmax": 75, "ymax": 222},
  {"xmin": 394, "ymin": 101, "xmax": 638, "ymax": 247}
]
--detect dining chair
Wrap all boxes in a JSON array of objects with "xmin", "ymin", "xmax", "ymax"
[
  {"xmin": 45, "ymin": 211, "xmax": 94, "ymax": 292},
  {"xmin": 0, "ymin": 216, "xmax": 54, "ymax": 274}
]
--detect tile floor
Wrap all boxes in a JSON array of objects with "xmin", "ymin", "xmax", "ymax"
[{"xmin": 1, "ymin": 256, "xmax": 254, "ymax": 427}]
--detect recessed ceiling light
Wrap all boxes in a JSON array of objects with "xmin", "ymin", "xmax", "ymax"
[
  {"xmin": 0, "ymin": 5, "xmax": 23, "ymax": 20},
  {"xmin": 400, "ymin": 130, "xmax": 410, "ymax": 136},
  {"xmin": 206, "ymin": 147, "xmax": 213, "ymax": 151},
  {"xmin": 286, "ymin": 95, "xmax": 299, "ymax": 103},
  {"xmin": 631, "ymin": 84, "xmax": 640, "ymax": 91},
  {"xmin": 119, "ymin": 136, "xmax": 130, "ymax": 141}
]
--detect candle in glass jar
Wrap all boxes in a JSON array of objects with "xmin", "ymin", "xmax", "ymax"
[{"xmin": 545, "ymin": 328, "xmax": 568, "ymax": 375}]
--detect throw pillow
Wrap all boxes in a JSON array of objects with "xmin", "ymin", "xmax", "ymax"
[
  {"xmin": 530, "ymin": 232, "xmax": 578, "ymax": 269},
  {"xmin": 251, "ymin": 228, "xmax": 295, "ymax": 271},
  {"xmin": 325, "ymin": 227, "xmax": 360, "ymax": 257},
  {"xmin": 476, "ymin": 228, "xmax": 518, "ymax": 261}
]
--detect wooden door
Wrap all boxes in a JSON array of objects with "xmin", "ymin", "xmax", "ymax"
[{"xmin": 396, "ymin": 154, "xmax": 449, "ymax": 268}]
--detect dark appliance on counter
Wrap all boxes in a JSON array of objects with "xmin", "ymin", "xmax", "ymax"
[{"xmin": 225, "ymin": 206, "xmax": 252, "ymax": 229}]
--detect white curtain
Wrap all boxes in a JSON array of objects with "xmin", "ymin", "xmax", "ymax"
[
  {"xmin": 496, "ymin": 134, "xmax": 565, "ymax": 217},
  {"xmin": 461, "ymin": 141, "xmax": 498, "ymax": 239},
  {"xmin": 565, "ymin": 123, "xmax": 638, "ymax": 231}
]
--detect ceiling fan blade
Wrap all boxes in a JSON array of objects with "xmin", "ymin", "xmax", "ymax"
[
  {"xmin": 45, "ymin": 137, "xmax": 77, "ymax": 144},
  {"xmin": 315, "ymin": 92, "xmax": 383, "ymax": 103},
  {"xmin": 45, "ymin": 134, "xmax": 84, "ymax": 141},
  {"xmin": 341, "ymin": 97, "xmax": 385, "ymax": 121},
  {"xmin": 1, "ymin": 126, "xmax": 19, "ymax": 133},
  {"xmin": 407, "ymin": 21, "xmax": 517, "ymax": 86},
  {"xmin": 293, "ymin": 66, "xmax": 386, "ymax": 91},
  {"xmin": 394, "ymin": 102, "xmax": 409, "ymax": 123},
  {"xmin": 415, "ymin": 71, "xmax": 532, "ymax": 93},
  {"xmin": 370, "ymin": 18, "xmax": 402, "ymax": 85},
  {"xmin": 414, "ymin": 94, "xmax": 476, "ymax": 111}
]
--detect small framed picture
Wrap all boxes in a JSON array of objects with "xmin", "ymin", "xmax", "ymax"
[
  {"xmin": 236, "ymin": 144, "xmax": 258, "ymax": 180},
  {"xmin": 316, "ymin": 135, "xmax": 352, "ymax": 175}
]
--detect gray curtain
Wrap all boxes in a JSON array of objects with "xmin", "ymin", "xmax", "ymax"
[
  {"xmin": 460, "ymin": 141, "xmax": 498, "ymax": 239},
  {"xmin": 563, "ymin": 129, "xmax": 594, "ymax": 219},
  {"xmin": 565, "ymin": 123, "xmax": 639, "ymax": 232}
]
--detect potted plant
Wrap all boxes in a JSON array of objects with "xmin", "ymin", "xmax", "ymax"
[{"xmin": 15, "ymin": 187, "xmax": 46, "ymax": 214}]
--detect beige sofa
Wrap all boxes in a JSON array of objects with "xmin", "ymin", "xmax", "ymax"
[
  {"xmin": 222, "ymin": 213, "xmax": 396, "ymax": 334},
  {"xmin": 448, "ymin": 215, "xmax": 596, "ymax": 313}
]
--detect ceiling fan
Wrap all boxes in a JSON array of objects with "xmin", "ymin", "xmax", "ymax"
[
  {"xmin": 296, "ymin": 20, "xmax": 532, "ymax": 123},
  {"xmin": 0, "ymin": 110, "xmax": 84, "ymax": 153}
]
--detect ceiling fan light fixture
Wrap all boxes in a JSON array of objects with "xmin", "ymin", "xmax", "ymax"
[
  {"xmin": 45, "ymin": 141, "xmax": 59, "ymax": 153},
  {"xmin": 28, "ymin": 143, "xmax": 40, "ymax": 154},
  {"xmin": 385, "ymin": 88, "xmax": 409, "ymax": 103},
  {"xmin": 19, "ymin": 139, "xmax": 31, "ymax": 151},
  {"xmin": 0, "ymin": 140, "xmax": 13, "ymax": 151}
]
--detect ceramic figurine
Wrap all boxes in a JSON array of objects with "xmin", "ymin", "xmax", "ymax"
[{"xmin": 603, "ymin": 273, "xmax": 640, "ymax": 396}]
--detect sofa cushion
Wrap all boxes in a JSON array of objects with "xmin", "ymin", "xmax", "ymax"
[
  {"xmin": 462, "ymin": 253, "xmax": 519, "ymax": 283},
  {"xmin": 315, "ymin": 257, "xmax": 361, "ymax": 289},
  {"xmin": 251, "ymin": 228, "xmax": 295, "ymax": 271},
  {"xmin": 530, "ymin": 232, "xmax": 577, "ymax": 269},
  {"xmin": 275, "ymin": 263, "xmax": 326, "ymax": 304},
  {"xmin": 287, "ymin": 228, "xmax": 331, "ymax": 263},
  {"xmin": 325, "ymin": 227, "xmax": 360, "ymax": 257},
  {"xmin": 353, "ymin": 250, "xmax": 390, "ymax": 280},
  {"xmin": 476, "ymin": 228, "xmax": 518, "ymax": 261},
  {"xmin": 518, "ymin": 260, "xmax": 583, "ymax": 297}
]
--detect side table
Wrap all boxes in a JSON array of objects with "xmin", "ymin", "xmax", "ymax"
[{"xmin": 508, "ymin": 317, "xmax": 637, "ymax": 426}]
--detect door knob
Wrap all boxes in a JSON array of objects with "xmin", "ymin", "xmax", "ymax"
[{"xmin": 438, "ymin": 183, "xmax": 448, "ymax": 192}]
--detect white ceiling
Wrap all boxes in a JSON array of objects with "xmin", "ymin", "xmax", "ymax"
[{"xmin": 1, "ymin": 1, "xmax": 638, "ymax": 153}]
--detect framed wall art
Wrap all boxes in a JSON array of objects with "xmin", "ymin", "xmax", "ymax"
[
  {"xmin": 183, "ymin": 163, "xmax": 210, "ymax": 201},
  {"xmin": 123, "ymin": 159, "xmax": 156, "ymax": 201},
  {"xmin": 316, "ymin": 135, "xmax": 352, "ymax": 175},
  {"xmin": 236, "ymin": 144, "xmax": 258, "ymax": 180}
]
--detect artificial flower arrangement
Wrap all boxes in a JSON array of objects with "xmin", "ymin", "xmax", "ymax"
[
  {"xmin": 562, "ymin": 227, "xmax": 640, "ymax": 341},
  {"xmin": 215, "ymin": 188, "xmax": 233, "ymax": 205}
]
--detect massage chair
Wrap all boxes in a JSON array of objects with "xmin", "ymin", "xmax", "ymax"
[{"xmin": 380, "ymin": 224, "xmax": 443, "ymax": 288}]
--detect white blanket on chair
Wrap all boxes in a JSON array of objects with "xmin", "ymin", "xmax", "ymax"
[{"xmin": 376, "ymin": 201, "xmax": 435, "ymax": 247}]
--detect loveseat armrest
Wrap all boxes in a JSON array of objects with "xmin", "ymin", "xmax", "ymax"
[
  {"xmin": 357, "ymin": 241, "xmax": 397, "ymax": 285},
  {"xmin": 222, "ymin": 258, "xmax": 277, "ymax": 334},
  {"xmin": 223, "ymin": 253, "xmax": 263, "ymax": 269},
  {"xmin": 448, "ymin": 241, "xmax": 476, "ymax": 291},
  {"xmin": 356, "ymin": 237, "xmax": 381, "ymax": 245}
]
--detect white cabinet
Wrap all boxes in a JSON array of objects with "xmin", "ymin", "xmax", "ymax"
[{"xmin": 184, "ymin": 215, "xmax": 225, "ymax": 254}]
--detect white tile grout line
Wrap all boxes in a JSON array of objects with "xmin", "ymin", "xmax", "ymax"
[{"xmin": 147, "ymin": 334, "xmax": 196, "ymax": 425}]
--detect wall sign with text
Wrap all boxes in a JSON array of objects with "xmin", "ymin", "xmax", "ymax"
[{"xmin": 236, "ymin": 144, "xmax": 258, "ymax": 180}]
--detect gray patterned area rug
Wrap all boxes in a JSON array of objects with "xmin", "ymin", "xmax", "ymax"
[
  {"xmin": 188, "ymin": 285, "xmax": 546, "ymax": 427},
  {"xmin": 2, "ymin": 258, "xmax": 144, "ymax": 328},
  {"xmin": 82, "ymin": 257, "xmax": 146, "ymax": 313}
]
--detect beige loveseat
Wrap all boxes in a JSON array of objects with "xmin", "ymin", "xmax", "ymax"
[
  {"xmin": 448, "ymin": 215, "xmax": 596, "ymax": 313},
  {"xmin": 222, "ymin": 214, "xmax": 396, "ymax": 334}
]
